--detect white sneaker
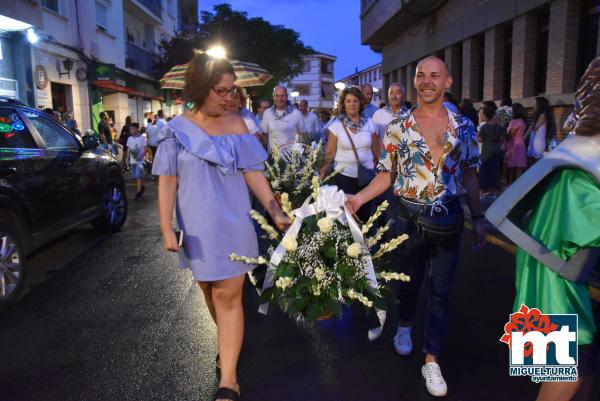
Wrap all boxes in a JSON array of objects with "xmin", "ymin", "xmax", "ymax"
[
  {"xmin": 422, "ymin": 362, "xmax": 448, "ymax": 397},
  {"xmin": 393, "ymin": 326, "xmax": 413, "ymax": 355}
]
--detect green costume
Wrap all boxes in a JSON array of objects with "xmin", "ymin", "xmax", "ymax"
[{"xmin": 513, "ymin": 168, "xmax": 600, "ymax": 345}]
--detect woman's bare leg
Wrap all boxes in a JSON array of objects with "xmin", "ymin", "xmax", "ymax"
[
  {"xmin": 198, "ymin": 282, "xmax": 217, "ymax": 323},
  {"xmin": 212, "ymin": 274, "xmax": 245, "ymax": 398}
]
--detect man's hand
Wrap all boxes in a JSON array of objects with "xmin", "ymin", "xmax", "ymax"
[
  {"xmin": 345, "ymin": 194, "xmax": 364, "ymax": 215},
  {"xmin": 473, "ymin": 219, "xmax": 486, "ymax": 249}
]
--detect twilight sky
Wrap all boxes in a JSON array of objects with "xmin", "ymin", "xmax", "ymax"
[{"xmin": 198, "ymin": 0, "xmax": 382, "ymax": 80}]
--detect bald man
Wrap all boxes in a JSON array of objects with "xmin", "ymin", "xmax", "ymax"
[
  {"xmin": 260, "ymin": 86, "xmax": 307, "ymax": 149},
  {"xmin": 347, "ymin": 56, "xmax": 485, "ymax": 397}
]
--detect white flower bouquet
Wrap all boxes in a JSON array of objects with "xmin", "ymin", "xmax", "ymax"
[
  {"xmin": 231, "ymin": 185, "xmax": 409, "ymax": 325},
  {"xmin": 266, "ymin": 141, "xmax": 339, "ymax": 208}
]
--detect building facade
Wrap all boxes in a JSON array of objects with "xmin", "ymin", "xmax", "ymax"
[
  {"xmin": 283, "ymin": 52, "xmax": 337, "ymax": 109},
  {"xmin": 361, "ymin": 0, "xmax": 599, "ymax": 134},
  {"xmin": 338, "ymin": 63, "xmax": 383, "ymax": 105},
  {"xmin": 0, "ymin": 0, "xmax": 197, "ymax": 133}
]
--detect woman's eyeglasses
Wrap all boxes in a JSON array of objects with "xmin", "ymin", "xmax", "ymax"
[{"xmin": 212, "ymin": 87, "xmax": 238, "ymax": 97}]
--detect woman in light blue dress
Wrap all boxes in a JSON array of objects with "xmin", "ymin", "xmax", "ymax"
[{"xmin": 153, "ymin": 54, "xmax": 289, "ymax": 401}]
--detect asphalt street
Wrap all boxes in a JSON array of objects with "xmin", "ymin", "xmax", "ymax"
[{"xmin": 0, "ymin": 180, "xmax": 597, "ymax": 401}]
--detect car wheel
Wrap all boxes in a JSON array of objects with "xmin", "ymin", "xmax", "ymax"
[
  {"xmin": 91, "ymin": 180, "xmax": 128, "ymax": 232},
  {"xmin": 0, "ymin": 216, "xmax": 26, "ymax": 307}
]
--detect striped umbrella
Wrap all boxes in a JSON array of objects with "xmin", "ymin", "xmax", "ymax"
[{"xmin": 159, "ymin": 60, "xmax": 273, "ymax": 90}]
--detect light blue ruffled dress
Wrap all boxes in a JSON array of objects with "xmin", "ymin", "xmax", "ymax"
[{"xmin": 152, "ymin": 115, "xmax": 267, "ymax": 281}]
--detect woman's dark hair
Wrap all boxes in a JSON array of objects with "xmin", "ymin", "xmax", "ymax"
[
  {"xmin": 125, "ymin": 115, "xmax": 132, "ymax": 125},
  {"xmin": 183, "ymin": 53, "xmax": 236, "ymax": 110},
  {"xmin": 481, "ymin": 100, "xmax": 497, "ymax": 121},
  {"xmin": 511, "ymin": 103, "xmax": 527, "ymax": 121},
  {"xmin": 460, "ymin": 98, "xmax": 474, "ymax": 111},
  {"xmin": 337, "ymin": 86, "xmax": 367, "ymax": 116},
  {"xmin": 533, "ymin": 96, "xmax": 556, "ymax": 137}
]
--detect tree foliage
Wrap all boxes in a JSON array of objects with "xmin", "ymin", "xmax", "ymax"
[{"xmin": 156, "ymin": 3, "xmax": 313, "ymax": 99}]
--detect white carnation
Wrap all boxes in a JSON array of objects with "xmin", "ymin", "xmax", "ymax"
[
  {"xmin": 282, "ymin": 236, "xmax": 298, "ymax": 252},
  {"xmin": 346, "ymin": 242, "xmax": 362, "ymax": 258},
  {"xmin": 314, "ymin": 267, "xmax": 326, "ymax": 281},
  {"xmin": 275, "ymin": 276, "xmax": 294, "ymax": 290},
  {"xmin": 317, "ymin": 217, "xmax": 334, "ymax": 234}
]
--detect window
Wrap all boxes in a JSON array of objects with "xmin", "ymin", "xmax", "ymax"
[
  {"xmin": 293, "ymin": 84, "xmax": 311, "ymax": 96},
  {"xmin": 502, "ymin": 23, "xmax": 513, "ymax": 100},
  {"xmin": 321, "ymin": 61, "xmax": 333, "ymax": 75},
  {"xmin": 303, "ymin": 60, "xmax": 311, "ymax": 73},
  {"xmin": 577, "ymin": 1, "xmax": 600, "ymax": 86},
  {"xmin": 477, "ymin": 34, "xmax": 485, "ymax": 101},
  {"xmin": 42, "ymin": 0, "xmax": 60, "ymax": 14},
  {"xmin": 24, "ymin": 111, "xmax": 79, "ymax": 150},
  {"xmin": 535, "ymin": 6, "xmax": 550, "ymax": 94},
  {"xmin": 0, "ymin": 108, "xmax": 36, "ymax": 148},
  {"xmin": 321, "ymin": 82, "xmax": 334, "ymax": 100},
  {"xmin": 96, "ymin": 1, "xmax": 109, "ymax": 30},
  {"xmin": 168, "ymin": 0, "xmax": 176, "ymax": 16}
]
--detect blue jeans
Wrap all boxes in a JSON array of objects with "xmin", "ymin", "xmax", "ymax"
[{"xmin": 392, "ymin": 197, "xmax": 463, "ymax": 356}]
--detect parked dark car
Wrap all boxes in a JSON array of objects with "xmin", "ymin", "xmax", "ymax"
[{"xmin": 0, "ymin": 98, "xmax": 127, "ymax": 307}]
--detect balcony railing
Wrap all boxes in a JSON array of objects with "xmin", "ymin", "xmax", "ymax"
[
  {"xmin": 125, "ymin": 42, "xmax": 157, "ymax": 76},
  {"xmin": 138, "ymin": 0, "xmax": 161, "ymax": 19}
]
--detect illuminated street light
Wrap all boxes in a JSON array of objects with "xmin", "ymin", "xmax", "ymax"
[
  {"xmin": 290, "ymin": 90, "xmax": 300, "ymax": 98},
  {"xmin": 373, "ymin": 87, "xmax": 379, "ymax": 93},
  {"xmin": 206, "ymin": 45, "xmax": 226, "ymax": 59},
  {"xmin": 26, "ymin": 28, "xmax": 39, "ymax": 44},
  {"xmin": 334, "ymin": 82, "xmax": 346, "ymax": 91}
]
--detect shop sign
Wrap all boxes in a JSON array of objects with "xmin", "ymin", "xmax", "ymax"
[
  {"xmin": 94, "ymin": 63, "xmax": 115, "ymax": 81},
  {"xmin": 35, "ymin": 65, "xmax": 49, "ymax": 90}
]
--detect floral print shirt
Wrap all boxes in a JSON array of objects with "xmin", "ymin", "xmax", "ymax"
[{"xmin": 379, "ymin": 107, "xmax": 479, "ymax": 203}]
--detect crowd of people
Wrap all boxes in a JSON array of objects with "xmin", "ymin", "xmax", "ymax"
[{"xmin": 42, "ymin": 51, "xmax": 593, "ymax": 401}]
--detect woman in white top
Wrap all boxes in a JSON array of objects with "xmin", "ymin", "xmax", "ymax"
[
  {"xmin": 320, "ymin": 86, "xmax": 380, "ymax": 221},
  {"xmin": 525, "ymin": 96, "xmax": 556, "ymax": 162},
  {"xmin": 226, "ymin": 85, "xmax": 261, "ymax": 138}
]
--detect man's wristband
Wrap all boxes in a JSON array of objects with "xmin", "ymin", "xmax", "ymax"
[{"xmin": 471, "ymin": 214, "xmax": 485, "ymax": 221}]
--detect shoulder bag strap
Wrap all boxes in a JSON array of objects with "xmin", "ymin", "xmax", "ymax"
[{"xmin": 341, "ymin": 123, "xmax": 361, "ymax": 166}]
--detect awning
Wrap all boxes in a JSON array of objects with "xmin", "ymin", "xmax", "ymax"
[{"xmin": 91, "ymin": 62, "xmax": 163, "ymax": 100}]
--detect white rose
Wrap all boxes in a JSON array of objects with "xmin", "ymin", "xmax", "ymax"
[
  {"xmin": 312, "ymin": 286, "xmax": 321, "ymax": 296},
  {"xmin": 317, "ymin": 217, "xmax": 334, "ymax": 234},
  {"xmin": 282, "ymin": 236, "xmax": 298, "ymax": 252},
  {"xmin": 346, "ymin": 243, "xmax": 362, "ymax": 258}
]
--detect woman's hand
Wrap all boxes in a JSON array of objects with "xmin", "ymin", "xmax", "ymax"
[
  {"xmin": 272, "ymin": 212, "xmax": 291, "ymax": 232},
  {"xmin": 162, "ymin": 229, "xmax": 180, "ymax": 252}
]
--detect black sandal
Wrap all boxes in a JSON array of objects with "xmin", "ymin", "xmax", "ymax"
[{"xmin": 213, "ymin": 387, "xmax": 240, "ymax": 401}]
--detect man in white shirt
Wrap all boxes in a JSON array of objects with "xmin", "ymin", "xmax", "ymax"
[
  {"xmin": 261, "ymin": 86, "xmax": 307, "ymax": 149},
  {"xmin": 298, "ymin": 100, "xmax": 322, "ymax": 143},
  {"xmin": 361, "ymin": 83, "xmax": 379, "ymax": 118},
  {"xmin": 371, "ymin": 83, "xmax": 409, "ymax": 141}
]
